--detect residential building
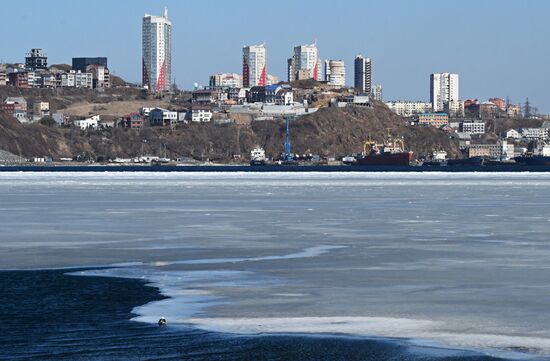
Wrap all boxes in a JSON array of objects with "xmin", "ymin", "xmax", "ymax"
[
  {"xmin": 25, "ymin": 49, "xmax": 48, "ymax": 71},
  {"xmin": 0, "ymin": 66, "xmax": 5, "ymax": 86},
  {"xmin": 354, "ymin": 55, "xmax": 372, "ymax": 94},
  {"xmin": 479, "ymin": 101, "xmax": 499, "ymax": 118},
  {"xmin": 385, "ymin": 101, "xmax": 432, "ymax": 117},
  {"xmin": 58, "ymin": 70, "xmax": 93, "ymax": 88},
  {"xmin": 371, "ymin": 84, "xmax": 383, "ymax": 101},
  {"xmin": 507, "ymin": 104, "xmax": 521, "ymax": 118},
  {"xmin": 86, "ymin": 64, "xmax": 110, "ymax": 88},
  {"xmin": 33, "ymin": 101, "xmax": 50, "ymax": 119},
  {"xmin": 142, "ymin": 8, "xmax": 172, "ymax": 92},
  {"xmin": 417, "ymin": 113, "xmax": 449, "ymax": 127},
  {"xmin": 520, "ymin": 128, "xmax": 549, "ymax": 140},
  {"xmin": 444, "ymin": 99, "xmax": 464, "ymax": 117},
  {"xmin": 209, "ymin": 73, "xmax": 242, "ymax": 88},
  {"xmin": 72, "ymin": 57, "xmax": 108, "ymax": 71},
  {"xmin": 332, "ymin": 95, "xmax": 372, "ymax": 108},
  {"xmin": 266, "ymin": 74, "xmax": 278, "ymax": 86},
  {"xmin": 74, "ymin": 115, "xmax": 100, "ymax": 130},
  {"xmin": 450, "ymin": 132, "xmax": 472, "ymax": 149},
  {"xmin": 149, "ymin": 107, "xmax": 177, "ymax": 127},
  {"xmin": 120, "ymin": 113, "xmax": 145, "ymax": 129},
  {"xmin": 8, "ymin": 71, "xmax": 29, "ymax": 88},
  {"xmin": 242, "ymin": 43, "xmax": 266, "ymax": 87},
  {"xmin": 468, "ymin": 140, "xmax": 513, "ymax": 159},
  {"xmin": 191, "ymin": 106, "xmax": 213, "ymax": 122},
  {"xmin": 192, "ymin": 89, "xmax": 219, "ymax": 104},
  {"xmin": 505, "ymin": 129, "xmax": 521, "ymax": 139},
  {"xmin": 288, "ymin": 43, "xmax": 322, "ymax": 82},
  {"xmin": 460, "ymin": 120, "xmax": 485, "ymax": 134},
  {"xmin": 488, "ymin": 98, "xmax": 506, "ymax": 111},
  {"xmin": 52, "ymin": 112, "xmax": 68, "ymax": 126},
  {"xmin": 3, "ymin": 97, "xmax": 27, "ymax": 112},
  {"xmin": 27, "ymin": 71, "xmax": 41, "ymax": 88},
  {"xmin": 265, "ymin": 85, "xmax": 293, "ymax": 105},
  {"xmin": 324, "ymin": 60, "xmax": 345, "ymax": 87},
  {"xmin": 248, "ymin": 86, "xmax": 267, "ymax": 103},
  {"xmin": 39, "ymin": 73, "xmax": 57, "ymax": 88},
  {"xmin": 430, "ymin": 73, "xmax": 459, "ymax": 112}
]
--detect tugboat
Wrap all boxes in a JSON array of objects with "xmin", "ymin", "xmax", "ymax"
[
  {"xmin": 249, "ymin": 147, "xmax": 267, "ymax": 166},
  {"xmin": 343, "ymin": 133, "xmax": 413, "ymax": 166}
]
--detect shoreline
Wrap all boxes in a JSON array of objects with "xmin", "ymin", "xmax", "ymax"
[{"xmin": 2, "ymin": 164, "xmax": 550, "ymax": 172}]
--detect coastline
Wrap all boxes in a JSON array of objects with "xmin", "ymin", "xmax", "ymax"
[{"xmin": 2, "ymin": 164, "xmax": 550, "ymax": 172}]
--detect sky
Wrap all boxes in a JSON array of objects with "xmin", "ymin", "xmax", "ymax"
[{"xmin": 1, "ymin": 0, "xmax": 549, "ymax": 112}]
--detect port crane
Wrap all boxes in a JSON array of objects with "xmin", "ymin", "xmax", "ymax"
[{"xmin": 279, "ymin": 116, "xmax": 297, "ymax": 164}]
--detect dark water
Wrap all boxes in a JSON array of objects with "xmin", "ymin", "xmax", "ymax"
[{"xmin": 0, "ymin": 270, "xmax": 514, "ymax": 361}]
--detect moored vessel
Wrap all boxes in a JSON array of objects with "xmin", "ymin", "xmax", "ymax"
[{"xmin": 343, "ymin": 135, "xmax": 413, "ymax": 166}]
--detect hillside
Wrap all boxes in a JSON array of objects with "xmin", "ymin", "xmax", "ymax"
[{"xmin": 0, "ymin": 102, "xmax": 460, "ymax": 162}]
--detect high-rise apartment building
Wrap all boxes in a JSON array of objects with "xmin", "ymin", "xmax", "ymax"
[
  {"xmin": 430, "ymin": 73, "xmax": 459, "ymax": 112},
  {"xmin": 372, "ymin": 84, "xmax": 383, "ymax": 101},
  {"xmin": 287, "ymin": 43, "xmax": 322, "ymax": 82},
  {"xmin": 142, "ymin": 8, "xmax": 172, "ymax": 92},
  {"xmin": 354, "ymin": 55, "xmax": 372, "ymax": 94},
  {"xmin": 324, "ymin": 60, "xmax": 346, "ymax": 87},
  {"xmin": 242, "ymin": 43, "xmax": 266, "ymax": 88}
]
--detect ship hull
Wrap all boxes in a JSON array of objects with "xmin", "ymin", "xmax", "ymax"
[
  {"xmin": 514, "ymin": 156, "xmax": 550, "ymax": 166},
  {"xmin": 352, "ymin": 152, "xmax": 413, "ymax": 166}
]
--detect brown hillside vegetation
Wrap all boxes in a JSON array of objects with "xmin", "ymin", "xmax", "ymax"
[{"xmin": 0, "ymin": 103, "xmax": 460, "ymax": 161}]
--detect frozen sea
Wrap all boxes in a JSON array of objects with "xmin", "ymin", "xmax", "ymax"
[{"xmin": 2, "ymin": 172, "xmax": 550, "ymax": 360}]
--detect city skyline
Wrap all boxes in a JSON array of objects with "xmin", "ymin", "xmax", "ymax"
[{"xmin": 1, "ymin": 0, "xmax": 549, "ymax": 111}]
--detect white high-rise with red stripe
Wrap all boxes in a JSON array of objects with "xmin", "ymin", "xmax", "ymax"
[{"xmin": 142, "ymin": 8, "xmax": 172, "ymax": 92}]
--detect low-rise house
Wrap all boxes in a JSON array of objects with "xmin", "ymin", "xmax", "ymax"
[
  {"xmin": 505, "ymin": 129, "xmax": 521, "ymax": 139},
  {"xmin": 33, "ymin": 101, "xmax": 49, "ymax": 116},
  {"xmin": 248, "ymin": 86, "xmax": 267, "ymax": 103},
  {"xmin": 460, "ymin": 120, "xmax": 485, "ymax": 134},
  {"xmin": 417, "ymin": 113, "xmax": 449, "ymax": 127},
  {"xmin": 139, "ymin": 107, "xmax": 153, "ymax": 117},
  {"xmin": 3, "ymin": 97, "xmax": 27, "ymax": 113},
  {"xmin": 149, "ymin": 107, "xmax": 177, "ymax": 128},
  {"xmin": 479, "ymin": 101, "xmax": 499, "ymax": 118},
  {"xmin": 52, "ymin": 112, "xmax": 68, "ymax": 126},
  {"xmin": 450, "ymin": 132, "xmax": 471, "ymax": 150},
  {"xmin": 120, "ymin": 113, "xmax": 145, "ymax": 129},
  {"xmin": 39, "ymin": 73, "xmax": 57, "ymax": 88},
  {"xmin": 192, "ymin": 89, "xmax": 218, "ymax": 104},
  {"xmin": 8, "ymin": 71, "xmax": 29, "ymax": 88},
  {"xmin": 265, "ymin": 84, "xmax": 293, "ymax": 105},
  {"xmin": 191, "ymin": 106, "xmax": 213, "ymax": 122},
  {"xmin": 74, "ymin": 115, "xmax": 100, "ymax": 129},
  {"xmin": 32, "ymin": 101, "xmax": 49, "ymax": 121}
]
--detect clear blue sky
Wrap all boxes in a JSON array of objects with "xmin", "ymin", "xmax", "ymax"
[{"xmin": 1, "ymin": 0, "xmax": 549, "ymax": 112}]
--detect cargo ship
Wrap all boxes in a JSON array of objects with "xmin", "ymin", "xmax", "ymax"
[
  {"xmin": 514, "ymin": 144, "xmax": 550, "ymax": 166},
  {"xmin": 343, "ymin": 135, "xmax": 413, "ymax": 166},
  {"xmin": 514, "ymin": 155, "xmax": 550, "ymax": 166}
]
